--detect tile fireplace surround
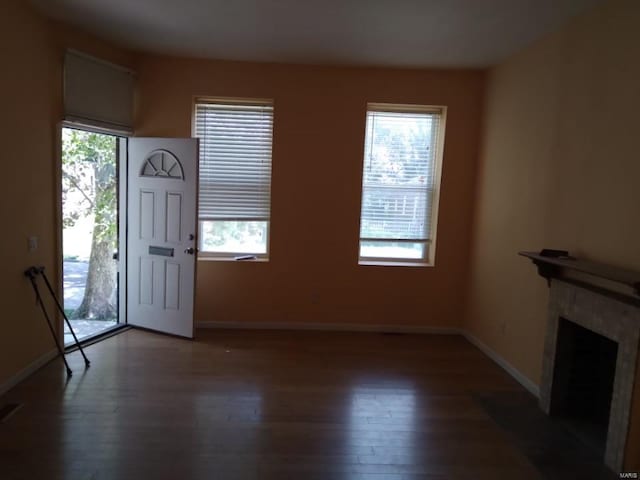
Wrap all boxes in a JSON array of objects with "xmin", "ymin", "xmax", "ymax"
[
  {"xmin": 520, "ymin": 252, "xmax": 640, "ymax": 472},
  {"xmin": 540, "ymin": 279, "xmax": 640, "ymax": 471}
]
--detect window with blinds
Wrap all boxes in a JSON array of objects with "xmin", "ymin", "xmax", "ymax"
[
  {"xmin": 194, "ymin": 99, "xmax": 274, "ymax": 258},
  {"xmin": 359, "ymin": 104, "xmax": 446, "ymax": 264}
]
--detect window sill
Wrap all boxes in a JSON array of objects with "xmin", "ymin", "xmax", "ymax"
[
  {"xmin": 359, "ymin": 260, "xmax": 433, "ymax": 268},
  {"xmin": 197, "ymin": 256, "xmax": 269, "ymax": 263}
]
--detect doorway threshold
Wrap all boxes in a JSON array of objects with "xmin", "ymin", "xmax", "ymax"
[{"xmin": 65, "ymin": 324, "xmax": 131, "ymax": 353}]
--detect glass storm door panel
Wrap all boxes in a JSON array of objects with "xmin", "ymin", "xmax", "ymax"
[{"xmin": 61, "ymin": 127, "xmax": 120, "ymax": 345}]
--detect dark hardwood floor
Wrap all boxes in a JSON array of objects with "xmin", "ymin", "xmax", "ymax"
[{"xmin": 0, "ymin": 329, "xmax": 616, "ymax": 479}]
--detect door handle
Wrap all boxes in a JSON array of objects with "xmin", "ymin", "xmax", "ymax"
[{"xmin": 184, "ymin": 247, "xmax": 196, "ymax": 255}]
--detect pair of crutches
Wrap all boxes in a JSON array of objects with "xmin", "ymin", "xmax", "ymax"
[{"xmin": 24, "ymin": 266, "xmax": 90, "ymax": 376}]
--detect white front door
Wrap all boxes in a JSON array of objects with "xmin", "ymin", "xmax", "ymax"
[{"xmin": 127, "ymin": 138, "xmax": 198, "ymax": 338}]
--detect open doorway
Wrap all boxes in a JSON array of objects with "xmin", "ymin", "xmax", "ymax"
[{"xmin": 61, "ymin": 127, "xmax": 122, "ymax": 345}]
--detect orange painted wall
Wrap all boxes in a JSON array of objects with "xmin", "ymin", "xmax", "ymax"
[
  {"xmin": 136, "ymin": 57, "xmax": 484, "ymax": 328},
  {"xmin": 0, "ymin": 0, "xmax": 58, "ymax": 388},
  {"xmin": 0, "ymin": 0, "xmax": 135, "ymax": 388},
  {"xmin": 465, "ymin": 0, "xmax": 640, "ymax": 387}
]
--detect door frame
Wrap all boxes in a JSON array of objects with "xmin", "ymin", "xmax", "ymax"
[
  {"xmin": 57, "ymin": 130, "xmax": 200, "ymax": 343},
  {"xmin": 118, "ymin": 137, "xmax": 128, "ymax": 329}
]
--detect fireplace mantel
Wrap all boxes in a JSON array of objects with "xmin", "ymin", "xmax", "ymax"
[{"xmin": 519, "ymin": 251, "xmax": 640, "ymax": 297}]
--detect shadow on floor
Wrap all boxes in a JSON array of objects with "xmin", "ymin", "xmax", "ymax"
[{"xmin": 474, "ymin": 391, "xmax": 618, "ymax": 480}]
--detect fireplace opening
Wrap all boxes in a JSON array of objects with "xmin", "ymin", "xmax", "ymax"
[{"xmin": 550, "ymin": 318, "xmax": 618, "ymax": 455}]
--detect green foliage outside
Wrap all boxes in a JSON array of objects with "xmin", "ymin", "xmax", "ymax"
[{"xmin": 62, "ymin": 129, "xmax": 117, "ymax": 239}]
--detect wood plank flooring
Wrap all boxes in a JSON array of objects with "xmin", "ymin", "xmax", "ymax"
[{"xmin": 0, "ymin": 329, "xmax": 614, "ymax": 479}]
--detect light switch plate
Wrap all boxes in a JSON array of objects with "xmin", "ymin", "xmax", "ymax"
[{"xmin": 28, "ymin": 236, "xmax": 38, "ymax": 252}]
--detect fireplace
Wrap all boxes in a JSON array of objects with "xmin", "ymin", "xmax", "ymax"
[
  {"xmin": 520, "ymin": 251, "xmax": 640, "ymax": 472},
  {"xmin": 551, "ymin": 319, "xmax": 618, "ymax": 454}
]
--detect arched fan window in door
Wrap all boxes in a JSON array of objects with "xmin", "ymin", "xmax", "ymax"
[{"xmin": 140, "ymin": 149, "xmax": 184, "ymax": 180}]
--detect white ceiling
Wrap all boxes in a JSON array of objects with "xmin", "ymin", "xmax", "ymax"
[{"xmin": 30, "ymin": 0, "xmax": 603, "ymax": 68}]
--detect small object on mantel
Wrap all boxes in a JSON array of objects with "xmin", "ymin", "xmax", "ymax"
[
  {"xmin": 519, "ymin": 250, "xmax": 640, "ymax": 297},
  {"xmin": 539, "ymin": 249, "xmax": 573, "ymax": 259}
]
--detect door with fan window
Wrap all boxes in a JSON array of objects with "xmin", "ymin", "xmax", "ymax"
[{"xmin": 126, "ymin": 138, "xmax": 198, "ymax": 338}]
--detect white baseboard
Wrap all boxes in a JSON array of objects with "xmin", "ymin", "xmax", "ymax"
[
  {"xmin": 0, "ymin": 349, "xmax": 58, "ymax": 397},
  {"xmin": 463, "ymin": 331, "xmax": 540, "ymax": 398},
  {"xmin": 196, "ymin": 320, "xmax": 461, "ymax": 335}
]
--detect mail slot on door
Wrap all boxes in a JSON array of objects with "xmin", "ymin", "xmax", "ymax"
[{"xmin": 149, "ymin": 246, "xmax": 174, "ymax": 257}]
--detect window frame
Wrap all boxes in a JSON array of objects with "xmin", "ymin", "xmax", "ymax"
[
  {"xmin": 192, "ymin": 96, "xmax": 274, "ymax": 261},
  {"xmin": 358, "ymin": 103, "xmax": 447, "ymax": 267}
]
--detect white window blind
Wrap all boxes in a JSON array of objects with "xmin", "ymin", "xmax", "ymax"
[
  {"xmin": 64, "ymin": 50, "xmax": 135, "ymax": 134},
  {"xmin": 194, "ymin": 100, "xmax": 274, "ymax": 221},
  {"xmin": 359, "ymin": 105, "xmax": 444, "ymax": 262}
]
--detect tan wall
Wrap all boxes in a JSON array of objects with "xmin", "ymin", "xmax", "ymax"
[
  {"xmin": 137, "ymin": 57, "xmax": 484, "ymax": 328},
  {"xmin": 0, "ymin": 0, "xmax": 135, "ymax": 388},
  {"xmin": 466, "ymin": 0, "xmax": 640, "ymax": 395}
]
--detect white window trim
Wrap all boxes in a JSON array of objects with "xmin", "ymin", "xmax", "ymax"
[
  {"xmin": 193, "ymin": 96, "xmax": 274, "ymax": 261},
  {"xmin": 358, "ymin": 103, "xmax": 447, "ymax": 267}
]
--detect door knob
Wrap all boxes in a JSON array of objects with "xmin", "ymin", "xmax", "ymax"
[{"xmin": 184, "ymin": 247, "xmax": 195, "ymax": 255}]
